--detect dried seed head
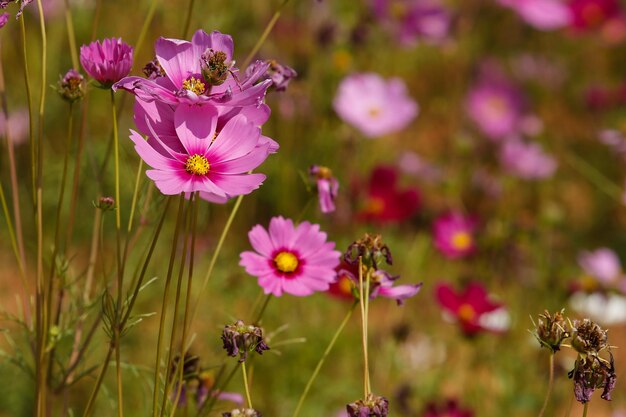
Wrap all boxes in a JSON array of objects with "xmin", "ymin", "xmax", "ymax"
[
  {"xmin": 143, "ymin": 57, "xmax": 166, "ymax": 80},
  {"xmin": 571, "ymin": 319, "xmax": 609, "ymax": 355},
  {"xmin": 534, "ymin": 309, "xmax": 570, "ymax": 353},
  {"xmin": 344, "ymin": 233, "xmax": 392, "ymax": 269},
  {"xmin": 569, "ymin": 353, "xmax": 616, "ymax": 403},
  {"xmin": 221, "ymin": 320, "xmax": 270, "ymax": 362},
  {"xmin": 222, "ymin": 408, "xmax": 262, "ymax": 417},
  {"xmin": 346, "ymin": 393, "xmax": 389, "ymax": 417},
  {"xmin": 200, "ymin": 48, "xmax": 230, "ymax": 87}
]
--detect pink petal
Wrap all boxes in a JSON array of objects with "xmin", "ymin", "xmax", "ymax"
[
  {"xmin": 206, "ymin": 114, "xmax": 261, "ymax": 162},
  {"xmin": 378, "ymin": 283, "xmax": 423, "ymax": 305},
  {"xmin": 191, "ymin": 30, "xmax": 234, "ymax": 62},
  {"xmin": 129, "ymin": 130, "xmax": 177, "ymax": 171},
  {"xmin": 208, "ymin": 173, "xmax": 266, "ymax": 196},
  {"xmin": 240, "ymin": 251, "xmax": 274, "ymax": 276},
  {"xmin": 210, "ymin": 143, "xmax": 270, "ymax": 174},
  {"xmin": 146, "ymin": 169, "xmax": 190, "ymax": 195},
  {"xmin": 248, "ymin": 225, "xmax": 275, "ymax": 257},
  {"xmin": 268, "ymin": 216, "xmax": 295, "ymax": 249},
  {"xmin": 155, "ymin": 37, "xmax": 197, "ymax": 88},
  {"xmin": 174, "ymin": 104, "xmax": 218, "ymax": 155}
]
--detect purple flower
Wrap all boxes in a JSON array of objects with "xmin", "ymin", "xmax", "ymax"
[
  {"xmin": 0, "ymin": 12, "xmax": 8, "ymax": 28},
  {"xmin": 80, "ymin": 38, "xmax": 133, "ymax": 88},
  {"xmin": 498, "ymin": 0, "xmax": 573, "ymax": 30},
  {"xmin": 466, "ymin": 76, "xmax": 525, "ymax": 140},
  {"xmin": 114, "ymin": 30, "xmax": 271, "ymax": 112},
  {"xmin": 333, "ymin": 73, "xmax": 418, "ymax": 138},
  {"xmin": 372, "ymin": 0, "xmax": 452, "ymax": 45},
  {"xmin": 499, "ymin": 139, "xmax": 557, "ymax": 179},
  {"xmin": 578, "ymin": 248, "xmax": 622, "ymax": 284},
  {"xmin": 309, "ymin": 165, "xmax": 339, "ymax": 213}
]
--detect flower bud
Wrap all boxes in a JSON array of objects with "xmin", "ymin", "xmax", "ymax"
[
  {"xmin": 221, "ymin": 320, "xmax": 270, "ymax": 362},
  {"xmin": 344, "ymin": 233, "xmax": 392, "ymax": 269},
  {"xmin": 95, "ymin": 196, "xmax": 115, "ymax": 211},
  {"xmin": 57, "ymin": 69, "xmax": 85, "ymax": 103},
  {"xmin": 346, "ymin": 393, "xmax": 389, "ymax": 417}
]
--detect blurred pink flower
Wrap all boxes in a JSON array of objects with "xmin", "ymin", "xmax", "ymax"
[
  {"xmin": 499, "ymin": 139, "xmax": 557, "ymax": 179},
  {"xmin": 398, "ymin": 151, "xmax": 443, "ymax": 183},
  {"xmin": 433, "ymin": 212, "xmax": 477, "ymax": 259},
  {"xmin": 422, "ymin": 399, "xmax": 474, "ymax": 417},
  {"xmin": 240, "ymin": 216, "xmax": 341, "ymax": 297},
  {"xmin": 371, "ymin": 0, "xmax": 453, "ymax": 45},
  {"xmin": 0, "ymin": 108, "xmax": 29, "ymax": 145},
  {"xmin": 80, "ymin": 38, "xmax": 133, "ymax": 87},
  {"xmin": 0, "ymin": 12, "xmax": 8, "ymax": 28},
  {"xmin": 310, "ymin": 165, "xmax": 339, "ymax": 214},
  {"xmin": 334, "ymin": 73, "xmax": 418, "ymax": 138},
  {"xmin": 578, "ymin": 248, "xmax": 622, "ymax": 284},
  {"xmin": 466, "ymin": 76, "xmax": 525, "ymax": 140},
  {"xmin": 435, "ymin": 281, "xmax": 509, "ymax": 335},
  {"xmin": 128, "ymin": 106, "xmax": 270, "ymax": 201},
  {"xmin": 498, "ymin": 0, "xmax": 572, "ymax": 30}
]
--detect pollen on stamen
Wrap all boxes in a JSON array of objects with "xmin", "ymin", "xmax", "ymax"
[
  {"xmin": 185, "ymin": 154, "xmax": 210, "ymax": 175},
  {"xmin": 182, "ymin": 76, "xmax": 206, "ymax": 95},
  {"xmin": 274, "ymin": 251, "xmax": 299, "ymax": 273}
]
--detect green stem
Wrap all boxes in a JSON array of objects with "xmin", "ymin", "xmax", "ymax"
[
  {"xmin": 81, "ymin": 345, "xmax": 114, "ymax": 417},
  {"xmin": 152, "ymin": 194, "xmax": 186, "ymax": 417},
  {"xmin": 241, "ymin": 0, "xmax": 291, "ymax": 69},
  {"xmin": 135, "ymin": 0, "xmax": 160, "ymax": 58},
  {"xmin": 0, "ymin": 183, "xmax": 23, "ymax": 279},
  {"xmin": 241, "ymin": 361, "xmax": 253, "ymax": 409},
  {"xmin": 358, "ymin": 257, "xmax": 371, "ymax": 397},
  {"xmin": 292, "ymin": 302, "xmax": 357, "ymax": 417},
  {"xmin": 582, "ymin": 403, "xmax": 588, "ymax": 417},
  {"xmin": 181, "ymin": 0, "xmax": 196, "ymax": 39},
  {"xmin": 537, "ymin": 353, "xmax": 554, "ymax": 417},
  {"xmin": 110, "ymin": 90, "xmax": 122, "ymax": 277},
  {"xmin": 19, "ymin": 17, "xmax": 35, "ymax": 206},
  {"xmin": 115, "ymin": 329, "xmax": 124, "ymax": 417},
  {"xmin": 253, "ymin": 294, "xmax": 272, "ymax": 325},
  {"xmin": 565, "ymin": 151, "xmax": 623, "ymax": 201},
  {"xmin": 63, "ymin": 0, "xmax": 79, "ymax": 69},
  {"xmin": 127, "ymin": 159, "xmax": 144, "ymax": 234}
]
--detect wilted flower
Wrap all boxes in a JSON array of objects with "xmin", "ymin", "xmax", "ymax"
[
  {"xmin": 433, "ymin": 212, "xmax": 478, "ymax": 259},
  {"xmin": 357, "ymin": 165, "xmax": 420, "ymax": 224},
  {"xmin": 346, "ymin": 393, "xmax": 389, "ymax": 417},
  {"xmin": 80, "ymin": 38, "xmax": 133, "ymax": 88},
  {"xmin": 435, "ymin": 281, "xmax": 509, "ymax": 335},
  {"xmin": 57, "ymin": 69, "xmax": 85, "ymax": 102},
  {"xmin": 222, "ymin": 409, "xmax": 262, "ymax": 417},
  {"xmin": 499, "ymin": 139, "xmax": 557, "ymax": 179},
  {"xmin": 571, "ymin": 319, "xmax": 609, "ymax": 355},
  {"xmin": 240, "ymin": 216, "xmax": 341, "ymax": 296},
  {"xmin": 497, "ymin": 0, "xmax": 573, "ymax": 30},
  {"xmin": 310, "ymin": 165, "xmax": 339, "ymax": 213},
  {"xmin": 334, "ymin": 73, "xmax": 418, "ymax": 138},
  {"xmin": 422, "ymin": 399, "xmax": 474, "ymax": 417},
  {"xmin": 372, "ymin": 0, "xmax": 453, "ymax": 45},
  {"xmin": 532, "ymin": 309, "xmax": 570, "ymax": 352},
  {"xmin": 221, "ymin": 320, "xmax": 269, "ymax": 362},
  {"xmin": 569, "ymin": 354, "xmax": 616, "ymax": 403},
  {"xmin": 344, "ymin": 233, "xmax": 392, "ymax": 269},
  {"xmin": 266, "ymin": 59, "xmax": 297, "ymax": 92}
]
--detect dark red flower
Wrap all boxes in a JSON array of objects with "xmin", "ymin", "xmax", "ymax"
[
  {"xmin": 569, "ymin": 0, "xmax": 623, "ymax": 30},
  {"xmin": 422, "ymin": 399, "xmax": 473, "ymax": 417},
  {"xmin": 357, "ymin": 165, "xmax": 420, "ymax": 224},
  {"xmin": 434, "ymin": 281, "xmax": 509, "ymax": 335}
]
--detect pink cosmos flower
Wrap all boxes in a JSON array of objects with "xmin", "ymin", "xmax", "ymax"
[
  {"xmin": 310, "ymin": 165, "xmax": 339, "ymax": 214},
  {"xmin": 433, "ymin": 212, "xmax": 477, "ymax": 259},
  {"xmin": 466, "ymin": 76, "xmax": 525, "ymax": 140},
  {"xmin": 333, "ymin": 73, "xmax": 418, "ymax": 138},
  {"xmin": 435, "ymin": 281, "xmax": 509, "ymax": 335},
  {"xmin": 578, "ymin": 248, "xmax": 622, "ymax": 284},
  {"xmin": 129, "ymin": 105, "xmax": 270, "ymax": 201},
  {"xmin": 0, "ymin": 12, "xmax": 8, "ymax": 28},
  {"xmin": 114, "ymin": 30, "xmax": 271, "ymax": 112},
  {"xmin": 499, "ymin": 139, "xmax": 557, "ymax": 179},
  {"xmin": 240, "ymin": 216, "xmax": 341, "ymax": 297},
  {"xmin": 80, "ymin": 38, "xmax": 133, "ymax": 87},
  {"xmin": 498, "ymin": 0, "xmax": 573, "ymax": 30},
  {"xmin": 372, "ymin": 0, "xmax": 453, "ymax": 45}
]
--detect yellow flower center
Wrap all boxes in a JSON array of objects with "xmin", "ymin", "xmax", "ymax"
[
  {"xmin": 274, "ymin": 251, "xmax": 299, "ymax": 273},
  {"xmin": 185, "ymin": 154, "xmax": 210, "ymax": 175},
  {"xmin": 457, "ymin": 304, "xmax": 476, "ymax": 323},
  {"xmin": 368, "ymin": 107, "xmax": 382, "ymax": 118},
  {"xmin": 182, "ymin": 76, "xmax": 206, "ymax": 95},
  {"xmin": 338, "ymin": 275, "xmax": 354, "ymax": 295},
  {"xmin": 366, "ymin": 197, "xmax": 385, "ymax": 214},
  {"xmin": 451, "ymin": 232, "xmax": 472, "ymax": 251}
]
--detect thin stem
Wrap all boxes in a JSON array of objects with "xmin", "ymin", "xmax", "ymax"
[
  {"xmin": 63, "ymin": 0, "xmax": 79, "ymax": 69},
  {"xmin": 253, "ymin": 294, "xmax": 272, "ymax": 325},
  {"xmin": 292, "ymin": 302, "xmax": 357, "ymax": 417},
  {"xmin": 110, "ymin": 90, "xmax": 122, "ymax": 279},
  {"xmin": 358, "ymin": 257, "xmax": 371, "ymax": 397},
  {"xmin": 135, "ymin": 0, "xmax": 160, "ymax": 58},
  {"xmin": 90, "ymin": 0, "xmax": 102, "ymax": 41},
  {"xmin": 115, "ymin": 328, "xmax": 124, "ymax": 417},
  {"xmin": 241, "ymin": 0, "xmax": 291, "ymax": 69},
  {"xmin": 81, "ymin": 345, "xmax": 114, "ymax": 417},
  {"xmin": 19, "ymin": 17, "xmax": 35, "ymax": 205},
  {"xmin": 582, "ymin": 403, "xmax": 588, "ymax": 417},
  {"xmin": 152, "ymin": 194, "xmax": 186, "ymax": 417},
  {"xmin": 127, "ymin": 159, "xmax": 144, "ymax": 233},
  {"xmin": 565, "ymin": 151, "xmax": 623, "ymax": 201},
  {"xmin": 0, "ymin": 183, "xmax": 23, "ymax": 279},
  {"xmin": 537, "ymin": 353, "xmax": 555, "ymax": 417},
  {"xmin": 181, "ymin": 0, "xmax": 196, "ymax": 39},
  {"xmin": 241, "ymin": 362, "xmax": 253, "ymax": 409}
]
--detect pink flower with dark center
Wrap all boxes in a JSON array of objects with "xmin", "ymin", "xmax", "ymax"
[
  {"xmin": 240, "ymin": 216, "xmax": 341, "ymax": 297},
  {"xmin": 435, "ymin": 281, "xmax": 509, "ymax": 335},
  {"xmin": 466, "ymin": 76, "xmax": 525, "ymax": 140},
  {"xmin": 433, "ymin": 212, "xmax": 477, "ymax": 259},
  {"xmin": 310, "ymin": 165, "xmax": 339, "ymax": 214},
  {"xmin": 499, "ymin": 139, "xmax": 557, "ymax": 179},
  {"xmin": 80, "ymin": 38, "xmax": 133, "ymax": 88},
  {"xmin": 498, "ymin": 0, "xmax": 573, "ymax": 30},
  {"xmin": 357, "ymin": 165, "xmax": 420, "ymax": 224},
  {"xmin": 114, "ymin": 30, "xmax": 271, "ymax": 112},
  {"xmin": 128, "ymin": 104, "xmax": 270, "ymax": 201},
  {"xmin": 334, "ymin": 73, "xmax": 418, "ymax": 138}
]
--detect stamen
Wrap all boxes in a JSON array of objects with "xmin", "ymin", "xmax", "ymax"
[
  {"xmin": 185, "ymin": 154, "xmax": 210, "ymax": 175},
  {"xmin": 274, "ymin": 251, "xmax": 299, "ymax": 273},
  {"xmin": 182, "ymin": 76, "xmax": 206, "ymax": 95}
]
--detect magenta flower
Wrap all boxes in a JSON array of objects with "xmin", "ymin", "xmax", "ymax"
[
  {"xmin": 372, "ymin": 0, "xmax": 453, "ymax": 45},
  {"xmin": 433, "ymin": 212, "xmax": 477, "ymax": 259},
  {"xmin": 80, "ymin": 38, "xmax": 133, "ymax": 88},
  {"xmin": 569, "ymin": 0, "xmax": 623, "ymax": 30},
  {"xmin": 309, "ymin": 165, "xmax": 339, "ymax": 214},
  {"xmin": 499, "ymin": 139, "xmax": 557, "ymax": 179},
  {"xmin": 0, "ymin": 12, "xmax": 8, "ymax": 28},
  {"xmin": 333, "ymin": 73, "xmax": 418, "ymax": 138},
  {"xmin": 240, "ymin": 216, "xmax": 341, "ymax": 297},
  {"xmin": 114, "ymin": 30, "xmax": 271, "ymax": 111},
  {"xmin": 422, "ymin": 399, "xmax": 473, "ymax": 417},
  {"xmin": 435, "ymin": 281, "xmax": 509, "ymax": 335},
  {"xmin": 466, "ymin": 76, "xmax": 525, "ymax": 140},
  {"xmin": 498, "ymin": 0, "xmax": 573, "ymax": 30},
  {"xmin": 129, "ymin": 105, "xmax": 270, "ymax": 201}
]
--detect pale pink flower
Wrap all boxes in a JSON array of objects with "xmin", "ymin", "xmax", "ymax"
[
  {"xmin": 578, "ymin": 248, "xmax": 622, "ymax": 284},
  {"xmin": 0, "ymin": 108, "xmax": 29, "ymax": 146},
  {"xmin": 240, "ymin": 216, "xmax": 341, "ymax": 297},
  {"xmin": 333, "ymin": 73, "xmax": 418, "ymax": 138},
  {"xmin": 309, "ymin": 165, "xmax": 339, "ymax": 214},
  {"xmin": 498, "ymin": 0, "xmax": 572, "ymax": 30},
  {"xmin": 499, "ymin": 139, "xmax": 557, "ymax": 179}
]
